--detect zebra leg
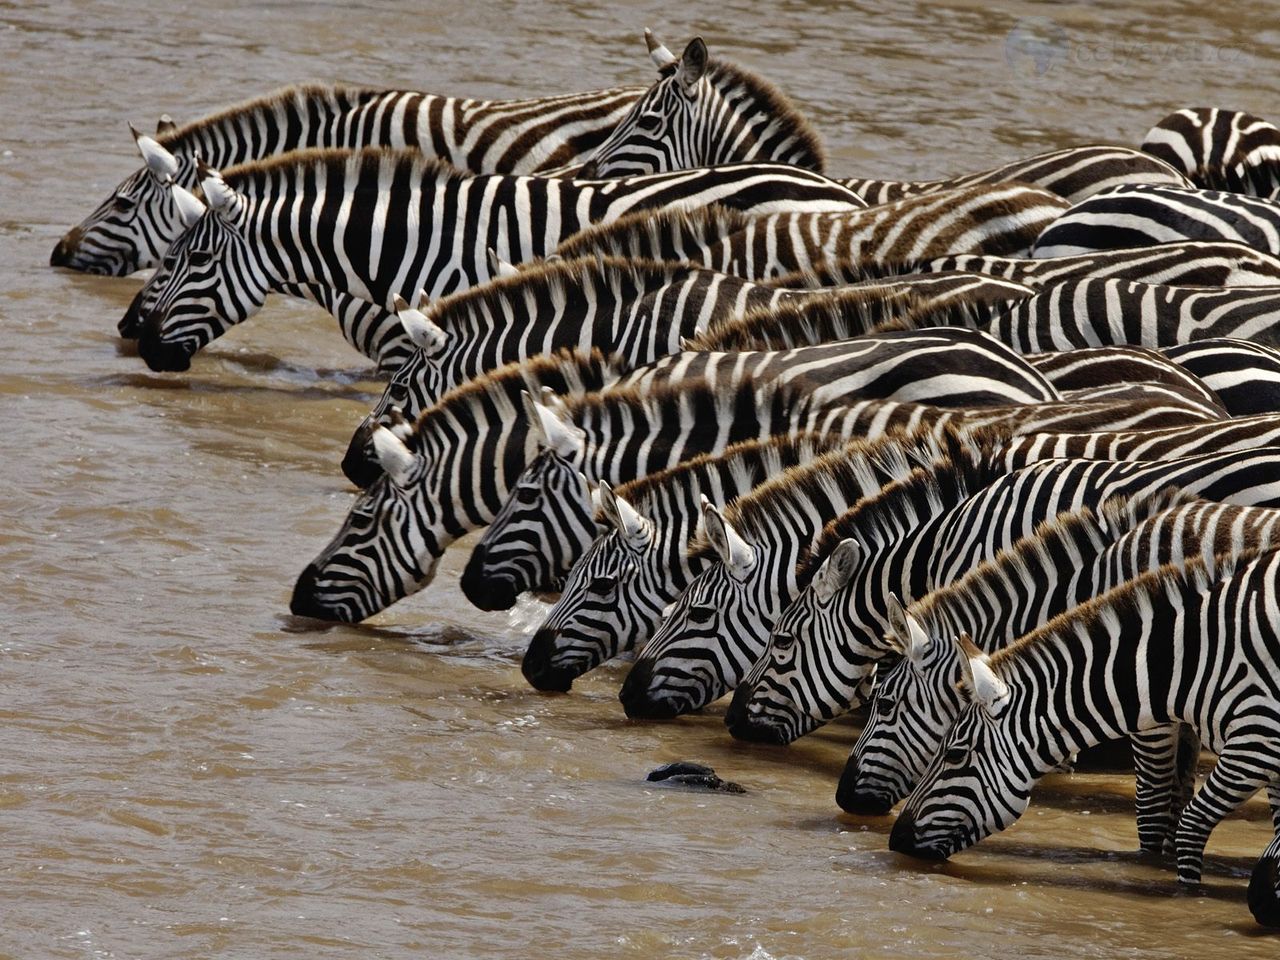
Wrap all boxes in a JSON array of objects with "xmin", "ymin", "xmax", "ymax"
[
  {"xmin": 1129, "ymin": 725, "xmax": 1182, "ymax": 854},
  {"xmin": 1172, "ymin": 748, "xmax": 1272, "ymax": 885},
  {"xmin": 1247, "ymin": 785, "xmax": 1280, "ymax": 927}
]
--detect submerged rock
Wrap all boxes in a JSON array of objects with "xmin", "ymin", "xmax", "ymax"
[{"xmin": 645, "ymin": 761, "xmax": 746, "ymax": 794}]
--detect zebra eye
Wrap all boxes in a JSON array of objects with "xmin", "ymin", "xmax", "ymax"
[
  {"xmin": 943, "ymin": 745, "xmax": 968, "ymax": 765},
  {"xmin": 514, "ymin": 485, "xmax": 540, "ymax": 504},
  {"xmin": 636, "ymin": 113, "xmax": 663, "ymax": 132},
  {"xmin": 113, "ymin": 195, "xmax": 136, "ymax": 211},
  {"xmin": 772, "ymin": 631, "xmax": 795, "ymax": 650},
  {"xmin": 588, "ymin": 575, "xmax": 617, "ymax": 595},
  {"xmin": 687, "ymin": 605, "xmax": 716, "ymax": 625},
  {"xmin": 388, "ymin": 381, "xmax": 408, "ymax": 403},
  {"xmin": 875, "ymin": 697, "xmax": 895, "ymax": 717},
  {"xmin": 161, "ymin": 253, "xmax": 177, "ymax": 270},
  {"xmin": 188, "ymin": 249, "xmax": 214, "ymax": 267}
]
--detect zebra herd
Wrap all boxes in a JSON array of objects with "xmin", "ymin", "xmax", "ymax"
[{"xmin": 54, "ymin": 29, "xmax": 1280, "ymax": 930}]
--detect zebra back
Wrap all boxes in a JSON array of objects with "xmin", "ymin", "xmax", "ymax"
[
  {"xmin": 581, "ymin": 36, "xmax": 824, "ymax": 178},
  {"xmin": 1031, "ymin": 183, "xmax": 1280, "ymax": 259},
  {"xmin": 839, "ymin": 144, "xmax": 1191, "ymax": 205},
  {"xmin": 1161, "ymin": 339, "xmax": 1280, "ymax": 416},
  {"xmin": 1026, "ymin": 346, "xmax": 1227, "ymax": 416},
  {"xmin": 1141, "ymin": 108, "xmax": 1280, "ymax": 197},
  {"xmin": 998, "ymin": 413, "xmax": 1280, "ymax": 464}
]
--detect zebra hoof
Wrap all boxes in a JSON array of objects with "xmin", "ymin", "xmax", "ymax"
[
  {"xmin": 460, "ymin": 544, "xmax": 518, "ymax": 611},
  {"xmin": 1248, "ymin": 854, "xmax": 1280, "ymax": 927},
  {"xmin": 521, "ymin": 629, "xmax": 576, "ymax": 692}
]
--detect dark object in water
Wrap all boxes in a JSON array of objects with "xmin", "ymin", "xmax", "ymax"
[{"xmin": 645, "ymin": 761, "xmax": 746, "ymax": 794}]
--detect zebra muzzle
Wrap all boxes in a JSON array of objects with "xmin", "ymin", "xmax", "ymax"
[
  {"xmin": 834, "ymin": 760, "xmax": 895, "ymax": 816},
  {"xmin": 723, "ymin": 682, "xmax": 787, "ymax": 745},
  {"xmin": 521, "ymin": 629, "xmax": 577, "ymax": 692},
  {"xmin": 460, "ymin": 543, "xmax": 519, "ymax": 611},
  {"xmin": 887, "ymin": 810, "xmax": 950, "ymax": 861}
]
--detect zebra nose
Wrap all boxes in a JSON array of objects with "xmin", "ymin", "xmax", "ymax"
[
  {"xmin": 342, "ymin": 421, "xmax": 384, "ymax": 490},
  {"xmin": 835, "ymin": 759, "xmax": 893, "ymax": 815},
  {"xmin": 290, "ymin": 563, "xmax": 334, "ymax": 620},
  {"xmin": 618, "ymin": 660, "xmax": 680, "ymax": 720},
  {"xmin": 521, "ymin": 629, "xmax": 576, "ymax": 692},
  {"xmin": 888, "ymin": 810, "xmax": 947, "ymax": 860},
  {"xmin": 460, "ymin": 544, "xmax": 519, "ymax": 611},
  {"xmin": 723, "ymin": 681, "xmax": 783, "ymax": 744},
  {"xmin": 50, "ymin": 229, "xmax": 82, "ymax": 267},
  {"xmin": 1248, "ymin": 849, "xmax": 1280, "ymax": 927},
  {"xmin": 136, "ymin": 320, "xmax": 194, "ymax": 372}
]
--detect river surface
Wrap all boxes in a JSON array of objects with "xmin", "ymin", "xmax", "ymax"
[{"xmin": 4, "ymin": 1, "xmax": 1279, "ymax": 957}]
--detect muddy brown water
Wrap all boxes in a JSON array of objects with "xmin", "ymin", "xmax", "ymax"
[{"xmin": 3, "ymin": 0, "xmax": 1279, "ymax": 956}]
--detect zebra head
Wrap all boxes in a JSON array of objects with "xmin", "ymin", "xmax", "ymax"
[
  {"xmin": 890, "ymin": 634, "xmax": 1030, "ymax": 860},
  {"xmin": 838, "ymin": 597, "xmax": 964, "ymax": 815},
  {"xmin": 579, "ymin": 36, "xmax": 710, "ymax": 178},
  {"xmin": 522, "ymin": 483, "xmax": 657, "ymax": 692},
  {"xmin": 459, "ymin": 434, "xmax": 598, "ymax": 611},
  {"xmin": 291, "ymin": 427, "xmax": 444, "ymax": 622},
  {"xmin": 343, "ymin": 298, "xmax": 453, "ymax": 487},
  {"xmin": 136, "ymin": 164, "xmax": 270, "ymax": 372},
  {"xmin": 52, "ymin": 119, "xmax": 195, "ymax": 276},
  {"xmin": 617, "ymin": 497, "xmax": 768, "ymax": 719},
  {"xmin": 725, "ymin": 538, "xmax": 881, "ymax": 744}
]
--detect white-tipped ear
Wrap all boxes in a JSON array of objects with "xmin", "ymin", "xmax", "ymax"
[
  {"xmin": 644, "ymin": 28, "xmax": 678, "ymax": 70},
  {"xmin": 813, "ymin": 538, "xmax": 861, "ymax": 603},
  {"xmin": 372, "ymin": 426, "xmax": 417, "ymax": 485},
  {"xmin": 956, "ymin": 633, "xmax": 1009, "ymax": 713},
  {"xmin": 155, "ymin": 114, "xmax": 178, "ymax": 136},
  {"xmin": 132, "ymin": 124, "xmax": 179, "ymax": 180},
  {"xmin": 521, "ymin": 391, "xmax": 584, "ymax": 458},
  {"xmin": 676, "ymin": 37, "xmax": 709, "ymax": 94},
  {"xmin": 393, "ymin": 294, "xmax": 449, "ymax": 357},
  {"xmin": 701, "ymin": 499, "xmax": 755, "ymax": 577},
  {"xmin": 538, "ymin": 384, "xmax": 568, "ymax": 414},
  {"xmin": 171, "ymin": 183, "xmax": 206, "ymax": 227},
  {"xmin": 486, "ymin": 247, "xmax": 520, "ymax": 279},
  {"xmin": 599, "ymin": 481, "xmax": 651, "ymax": 544},
  {"xmin": 199, "ymin": 161, "xmax": 238, "ymax": 214}
]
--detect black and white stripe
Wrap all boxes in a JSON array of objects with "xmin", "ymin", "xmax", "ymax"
[
  {"xmin": 1141, "ymin": 108, "xmax": 1280, "ymax": 198},
  {"xmin": 52, "ymin": 81, "xmax": 649, "ymax": 276},
  {"xmin": 132, "ymin": 149, "xmax": 866, "ymax": 371}
]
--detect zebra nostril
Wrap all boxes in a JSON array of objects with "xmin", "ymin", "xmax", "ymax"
[
  {"xmin": 342, "ymin": 421, "xmax": 384, "ymax": 489},
  {"xmin": 137, "ymin": 323, "xmax": 194, "ymax": 372},
  {"xmin": 460, "ymin": 544, "xmax": 519, "ymax": 611},
  {"xmin": 521, "ymin": 629, "xmax": 576, "ymax": 692}
]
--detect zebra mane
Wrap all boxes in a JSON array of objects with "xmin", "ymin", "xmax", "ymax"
[
  {"xmin": 989, "ymin": 545, "xmax": 1276, "ymax": 671},
  {"xmin": 610, "ymin": 431, "xmax": 847, "ymax": 520},
  {"xmin": 423, "ymin": 254, "xmax": 694, "ymax": 327},
  {"xmin": 907, "ymin": 487, "xmax": 1195, "ymax": 642},
  {"xmin": 406, "ymin": 347, "xmax": 628, "ymax": 446},
  {"xmin": 219, "ymin": 146, "xmax": 464, "ymax": 195},
  {"xmin": 768, "ymin": 258, "xmax": 923, "ymax": 289},
  {"xmin": 700, "ymin": 58, "xmax": 826, "ymax": 173},
  {"xmin": 685, "ymin": 286, "xmax": 924, "ymax": 351},
  {"xmin": 551, "ymin": 202, "xmax": 752, "ymax": 261},
  {"xmin": 155, "ymin": 83, "xmax": 388, "ymax": 151},
  {"xmin": 793, "ymin": 430, "xmax": 1002, "ymax": 580}
]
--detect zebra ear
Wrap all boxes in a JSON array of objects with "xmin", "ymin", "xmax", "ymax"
[
  {"xmin": 700, "ymin": 496, "xmax": 755, "ymax": 577},
  {"xmin": 155, "ymin": 114, "xmax": 178, "ymax": 136},
  {"xmin": 371, "ymin": 426, "xmax": 418, "ymax": 486},
  {"xmin": 393, "ymin": 294, "xmax": 449, "ymax": 357},
  {"xmin": 599, "ymin": 481, "xmax": 651, "ymax": 544},
  {"xmin": 198, "ymin": 160, "xmax": 239, "ymax": 216},
  {"xmin": 522, "ymin": 391, "xmax": 584, "ymax": 458},
  {"xmin": 486, "ymin": 248, "xmax": 520, "ymax": 279},
  {"xmin": 644, "ymin": 28, "xmax": 678, "ymax": 71},
  {"xmin": 132, "ymin": 124, "xmax": 179, "ymax": 180},
  {"xmin": 956, "ymin": 633, "xmax": 1009, "ymax": 714},
  {"xmin": 676, "ymin": 37, "xmax": 709, "ymax": 95},
  {"xmin": 885, "ymin": 593, "xmax": 930, "ymax": 660},
  {"xmin": 171, "ymin": 183, "xmax": 206, "ymax": 228},
  {"xmin": 813, "ymin": 538, "xmax": 861, "ymax": 603}
]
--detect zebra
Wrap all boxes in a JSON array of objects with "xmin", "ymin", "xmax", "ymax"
[
  {"xmin": 963, "ymin": 277, "xmax": 1280, "ymax": 353},
  {"xmin": 841, "ymin": 491, "xmax": 1280, "ymax": 829},
  {"xmin": 887, "ymin": 548, "xmax": 1280, "ymax": 928},
  {"xmin": 51, "ymin": 81, "xmax": 649, "ymax": 276},
  {"xmin": 464, "ymin": 389, "xmax": 1225, "ymax": 620},
  {"xmin": 131, "ymin": 149, "xmax": 868, "ymax": 372},
  {"xmin": 994, "ymin": 413, "xmax": 1280, "ymax": 463},
  {"xmin": 1031, "ymin": 183, "xmax": 1280, "ymax": 259},
  {"xmin": 518, "ymin": 391, "xmax": 1222, "ymax": 691},
  {"xmin": 764, "ymin": 240, "xmax": 1280, "ymax": 291},
  {"xmin": 578, "ymin": 33, "xmax": 824, "ymax": 178},
  {"xmin": 1163, "ymin": 339, "xmax": 1280, "ymax": 416},
  {"xmin": 726, "ymin": 445, "xmax": 1280, "ymax": 746},
  {"xmin": 1024, "ymin": 346, "xmax": 1227, "ymax": 417},
  {"xmin": 552, "ymin": 183, "xmax": 1072, "ymax": 276},
  {"xmin": 838, "ymin": 145, "xmax": 1192, "ymax": 206},
  {"xmin": 1141, "ymin": 108, "xmax": 1280, "ymax": 198},
  {"xmin": 342, "ymin": 260, "xmax": 1036, "ymax": 486}
]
